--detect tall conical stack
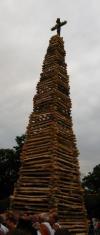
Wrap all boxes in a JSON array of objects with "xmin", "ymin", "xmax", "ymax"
[{"xmin": 12, "ymin": 35, "xmax": 88, "ymax": 234}]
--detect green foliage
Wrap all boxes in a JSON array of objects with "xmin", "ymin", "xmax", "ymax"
[
  {"xmin": 13, "ymin": 134, "xmax": 25, "ymax": 157},
  {"xmin": 82, "ymin": 164, "xmax": 100, "ymax": 218},
  {"xmin": 0, "ymin": 134, "xmax": 25, "ymax": 199},
  {"xmin": 0, "ymin": 149, "xmax": 15, "ymax": 198},
  {"xmin": 82, "ymin": 164, "xmax": 100, "ymax": 193}
]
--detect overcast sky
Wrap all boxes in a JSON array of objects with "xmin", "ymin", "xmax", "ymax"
[{"xmin": 0, "ymin": 0, "xmax": 100, "ymax": 175}]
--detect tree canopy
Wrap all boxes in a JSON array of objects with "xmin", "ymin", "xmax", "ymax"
[
  {"xmin": 82, "ymin": 164, "xmax": 100, "ymax": 218},
  {"xmin": 0, "ymin": 134, "xmax": 25, "ymax": 199},
  {"xmin": 82, "ymin": 164, "xmax": 100, "ymax": 193}
]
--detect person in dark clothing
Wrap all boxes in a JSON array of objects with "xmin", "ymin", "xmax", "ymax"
[
  {"xmin": 16, "ymin": 218, "xmax": 37, "ymax": 235},
  {"xmin": 7, "ymin": 229, "xmax": 32, "ymax": 235},
  {"xmin": 88, "ymin": 220, "xmax": 94, "ymax": 235},
  {"xmin": 54, "ymin": 227, "xmax": 71, "ymax": 235}
]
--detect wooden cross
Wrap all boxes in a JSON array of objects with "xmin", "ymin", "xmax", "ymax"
[{"xmin": 51, "ymin": 18, "xmax": 67, "ymax": 36}]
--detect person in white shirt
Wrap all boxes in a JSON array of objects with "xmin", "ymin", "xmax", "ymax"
[{"xmin": 0, "ymin": 223, "xmax": 9, "ymax": 234}]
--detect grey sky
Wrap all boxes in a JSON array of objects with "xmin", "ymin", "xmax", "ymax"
[{"xmin": 0, "ymin": 0, "xmax": 100, "ymax": 174}]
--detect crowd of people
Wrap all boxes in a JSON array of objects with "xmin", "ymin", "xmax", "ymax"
[
  {"xmin": 0, "ymin": 210, "xmax": 100, "ymax": 235},
  {"xmin": 0, "ymin": 210, "xmax": 71, "ymax": 235}
]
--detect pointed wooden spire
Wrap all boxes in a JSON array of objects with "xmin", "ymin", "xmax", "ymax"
[{"xmin": 12, "ymin": 35, "xmax": 88, "ymax": 234}]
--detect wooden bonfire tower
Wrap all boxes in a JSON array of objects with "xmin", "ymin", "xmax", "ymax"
[{"xmin": 12, "ymin": 19, "xmax": 88, "ymax": 234}]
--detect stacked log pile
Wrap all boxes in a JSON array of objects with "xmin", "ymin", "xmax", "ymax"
[{"xmin": 12, "ymin": 35, "xmax": 88, "ymax": 234}]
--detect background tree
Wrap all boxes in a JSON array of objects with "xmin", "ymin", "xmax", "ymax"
[
  {"xmin": 13, "ymin": 134, "xmax": 25, "ymax": 158},
  {"xmin": 82, "ymin": 164, "xmax": 100, "ymax": 218},
  {"xmin": 0, "ymin": 134, "xmax": 25, "ymax": 199},
  {"xmin": 82, "ymin": 164, "xmax": 100, "ymax": 193}
]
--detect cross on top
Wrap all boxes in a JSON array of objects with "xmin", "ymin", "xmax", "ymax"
[{"xmin": 51, "ymin": 18, "xmax": 67, "ymax": 36}]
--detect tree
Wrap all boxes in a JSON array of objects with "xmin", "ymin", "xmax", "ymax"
[
  {"xmin": 0, "ymin": 149, "xmax": 16, "ymax": 198},
  {"xmin": 82, "ymin": 164, "xmax": 100, "ymax": 193},
  {"xmin": 0, "ymin": 134, "xmax": 25, "ymax": 199},
  {"xmin": 13, "ymin": 134, "xmax": 25, "ymax": 157},
  {"xmin": 82, "ymin": 164, "xmax": 100, "ymax": 218}
]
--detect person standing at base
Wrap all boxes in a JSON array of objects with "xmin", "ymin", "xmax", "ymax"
[
  {"xmin": 88, "ymin": 220, "xmax": 94, "ymax": 235},
  {"xmin": 95, "ymin": 220, "xmax": 100, "ymax": 235},
  {"xmin": 0, "ymin": 217, "xmax": 9, "ymax": 235}
]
